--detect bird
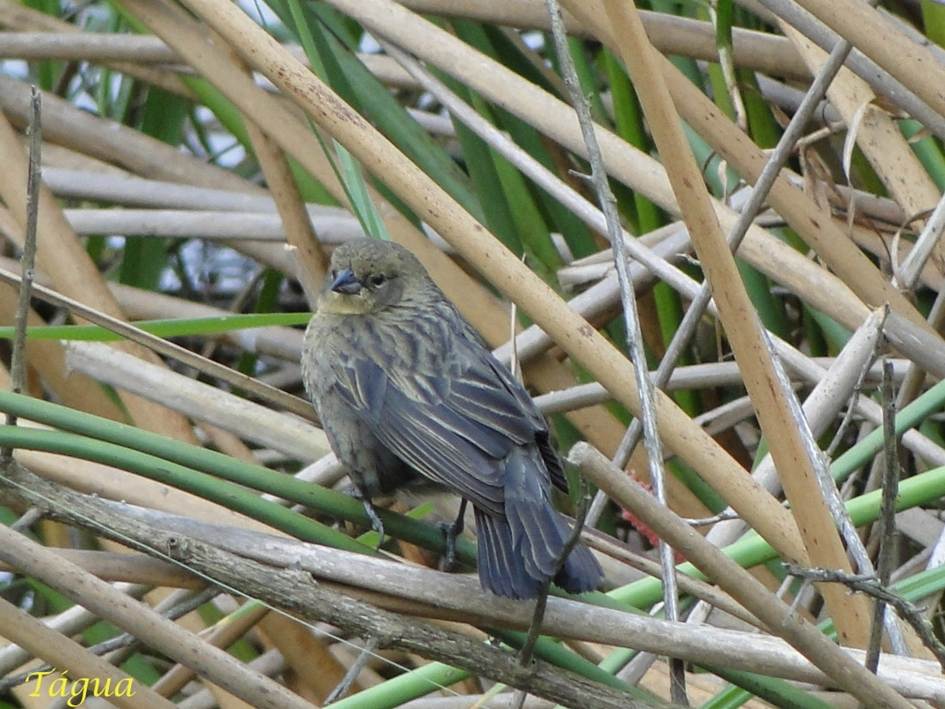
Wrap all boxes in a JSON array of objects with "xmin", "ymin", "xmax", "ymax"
[{"xmin": 302, "ymin": 238, "xmax": 603, "ymax": 599}]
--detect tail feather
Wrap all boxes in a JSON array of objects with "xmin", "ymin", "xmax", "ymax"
[
  {"xmin": 473, "ymin": 447, "xmax": 603, "ymax": 599},
  {"xmin": 474, "ymin": 506, "xmax": 543, "ymax": 599},
  {"xmin": 554, "ymin": 521, "xmax": 604, "ymax": 594}
]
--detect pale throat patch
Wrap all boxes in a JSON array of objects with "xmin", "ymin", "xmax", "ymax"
[{"xmin": 318, "ymin": 291, "xmax": 375, "ymax": 315}]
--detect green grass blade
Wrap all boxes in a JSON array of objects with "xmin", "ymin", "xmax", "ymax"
[{"xmin": 0, "ymin": 312, "xmax": 312, "ymax": 341}]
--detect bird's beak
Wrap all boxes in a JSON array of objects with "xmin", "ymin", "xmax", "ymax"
[{"xmin": 330, "ymin": 268, "xmax": 363, "ymax": 295}]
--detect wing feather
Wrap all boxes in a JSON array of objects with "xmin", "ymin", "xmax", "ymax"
[{"xmin": 330, "ymin": 311, "xmax": 565, "ymax": 513}]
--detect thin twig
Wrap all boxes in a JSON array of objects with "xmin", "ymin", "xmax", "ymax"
[
  {"xmin": 518, "ymin": 492, "xmax": 590, "ymax": 668},
  {"xmin": 2, "ymin": 86, "xmax": 41, "ymax": 459},
  {"xmin": 785, "ymin": 565, "xmax": 945, "ymax": 671},
  {"xmin": 683, "ymin": 511, "xmax": 740, "ymax": 527},
  {"xmin": 868, "ymin": 358, "xmax": 903, "ymax": 672},
  {"xmin": 512, "ymin": 492, "xmax": 590, "ymax": 709},
  {"xmin": 824, "ymin": 314, "xmax": 887, "ymax": 459},
  {"xmin": 325, "ymin": 636, "xmax": 379, "ymax": 704},
  {"xmin": 895, "ymin": 191, "xmax": 945, "ymax": 290},
  {"xmin": 543, "ymin": 0, "xmax": 684, "ymax": 701},
  {"xmin": 8, "ymin": 505, "xmax": 42, "ymax": 532}
]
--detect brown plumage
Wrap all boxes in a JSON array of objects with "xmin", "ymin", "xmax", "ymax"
[{"xmin": 302, "ymin": 239, "xmax": 602, "ymax": 599}]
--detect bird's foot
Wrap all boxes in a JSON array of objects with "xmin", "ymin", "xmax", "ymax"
[
  {"xmin": 361, "ymin": 499, "xmax": 386, "ymax": 550},
  {"xmin": 438, "ymin": 498, "xmax": 467, "ymax": 572}
]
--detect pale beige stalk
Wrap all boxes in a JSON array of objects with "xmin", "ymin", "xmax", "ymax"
[
  {"xmin": 599, "ymin": 0, "xmax": 871, "ymax": 648},
  {"xmin": 0, "ymin": 0, "xmax": 192, "ymax": 98},
  {"xmin": 789, "ymin": 0, "xmax": 945, "ymax": 119},
  {"xmin": 397, "ymin": 0, "xmax": 811, "ymax": 79},
  {"xmin": 236, "ymin": 47, "xmax": 329, "ymax": 303},
  {"xmin": 562, "ymin": 0, "xmax": 935, "ymax": 338}
]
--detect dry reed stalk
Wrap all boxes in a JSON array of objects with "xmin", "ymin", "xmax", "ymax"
[
  {"xmin": 256, "ymin": 612, "xmax": 355, "ymax": 703},
  {"xmin": 151, "ymin": 603, "xmax": 270, "ymax": 697},
  {"xmin": 64, "ymin": 343, "xmax": 328, "ymax": 459},
  {"xmin": 0, "ymin": 0, "xmax": 194, "ymax": 97},
  {"xmin": 0, "ymin": 76, "xmax": 254, "ymax": 191},
  {"xmin": 238, "ymin": 66, "xmax": 329, "ymax": 302},
  {"xmin": 0, "ymin": 269, "xmax": 313, "ymax": 419},
  {"xmin": 603, "ymin": 0, "xmax": 873, "ymax": 647},
  {"xmin": 0, "ymin": 595, "xmax": 176, "ymax": 709},
  {"xmin": 60, "ymin": 208, "xmax": 357, "ymax": 241},
  {"xmin": 789, "ymin": 0, "xmax": 945, "ymax": 119},
  {"xmin": 0, "ymin": 31, "xmax": 176, "ymax": 61},
  {"xmin": 0, "ymin": 550, "xmax": 202, "ymax": 588},
  {"xmin": 15, "ymin": 450, "xmax": 287, "ymax": 536},
  {"xmin": 396, "ymin": 0, "xmax": 811, "ymax": 79}
]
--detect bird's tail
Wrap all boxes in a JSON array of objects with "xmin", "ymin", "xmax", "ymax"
[{"xmin": 473, "ymin": 448, "xmax": 603, "ymax": 599}]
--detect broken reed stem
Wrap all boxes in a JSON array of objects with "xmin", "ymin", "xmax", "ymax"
[
  {"xmin": 3, "ymin": 85, "xmax": 40, "ymax": 450},
  {"xmin": 543, "ymin": 0, "xmax": 684, "ymax": 701},
  {"xmin": 868, "ymin": 358, "xmax": 903, "ymax": 671}
]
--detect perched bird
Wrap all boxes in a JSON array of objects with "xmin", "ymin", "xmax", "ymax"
[{"xmin": 302, "ymin": 239, "xmax": 603, "ymax": 599}]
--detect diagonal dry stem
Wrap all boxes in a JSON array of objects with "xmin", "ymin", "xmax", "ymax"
[
  {"xmin": 599, "ymin": 0, "xmax": 872, "ymax": 648},
  {"xmin": 570, "ymin": 443, "xmax": 912, "ymax": 708},
  {"xmin": 786, "ymin": 0, "xmax": 945, "ymax": 120},
  {"xmin": 562, "ymin": 0, "xmax": 937, "ymax": 342}
]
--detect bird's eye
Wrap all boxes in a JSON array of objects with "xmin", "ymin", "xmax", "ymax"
[{"xmin": 369, "ymin": 274, "xmax": 387, "ymax": 287}]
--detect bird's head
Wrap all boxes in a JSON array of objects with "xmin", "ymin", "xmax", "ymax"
[{"xmin": 317, "ymin": 239, "xmax": 432, "ymax": 315}]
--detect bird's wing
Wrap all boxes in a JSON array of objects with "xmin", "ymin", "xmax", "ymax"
[
  {"xmin": 467, "ymin": 330, "xmax": 568, "ymax": 491},
  {"xmin": 329, "ymin": 320, "xmax": 552, "ymax": 515}
]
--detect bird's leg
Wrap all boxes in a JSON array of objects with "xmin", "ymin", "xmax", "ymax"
[
  {"xmin": 361, "ymin": 499, "xmax": 385, "ymax": 549},
  {"xmin": 439, "ymin": 498, "xmax": 468, "ymax": 572},
  {"xmin": 351, "ymin": 485, "xmax": 386, "ymax": 549}
]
